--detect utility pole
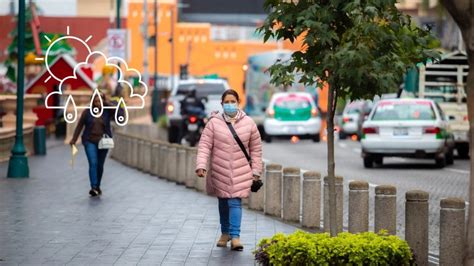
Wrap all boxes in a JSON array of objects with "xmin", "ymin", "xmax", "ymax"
[
  {"xmin": 143, "ymin": 0, "xmax": 149, "ymax": 92},
  {"xmin": 170, "ymin": 8, "xmax": 175, "ymax": 92},
  {"xmin": 116, "ymin": 0, "xmax": 121, "ymax": 81},
  {"xmin": 151, "ymin": 0, "xmax": 159, "ymax": 122},
  {"xmin": 8, "ymin": 0, "xmax": 29, "ymax": 178}
]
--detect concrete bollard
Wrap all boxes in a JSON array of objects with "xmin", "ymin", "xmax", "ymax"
[
  {"xmin": 126, "ymin": 136, "xmax": 133, "ymax": 166},
  {"xmin": 323, "ymin": 176, "xmax": 344, "ymax": 233},
  {"xmin": 167, "ymin": 145, "xmax": 178, "ymax": 181},
  {"xmin": 131, "ymin": 138, "xmax": 139, "ymax": 168},
  {"xmin": 110, "ymin": 133, "xmax": 119, "ymax": 160},
  {"xmin": 195, "ymin": 161, "xmax": 206, "ymax": 193},
  {"xmin": 302, "ymin": 171, "xmax": 321, "ymax": 228},
  {"xmin": 282, "ymin": 168, "xmax": 301, "ymax": 223},
  {"xmin": 439, "ymin": 198, "xmax": 465, "ymax": 266},
  {"xmin": 138, "ymin": 140, "xmax": 146, "ymax": 171},
  {"xmin": 249, "ymin": 163, "xmax": 266, "ymax": 212},
  {"xmin": 185, "ymin": 147, "xmax": 197, "ymax": 189},
  {"xmin": 348, "ymin": 181, "xmax": 369, "ymax": 233},
  {"xmin": 151, "ymin": 143, "xmax": 160, "ymax": 176},
  {"xmin": 176, "ymin": 147, "xmax": 187, "ymax": 185},
  {"xmin": 264, "ymin": 164, "xmax": 283, "ymax": 218},
  {"xmin": 405, "ymin": 190, "xmax": 429, "ymax": 266},
  {"xmin": 143, "ymin": 140, "xmax": 152, "ymax": 173},
  {"xmin": 374, "ymin": 185, "xmax": 397, "ymax": 235},
  {"xmin": 158, "ymin": 144, "xmax": 168, "ymax": 179},
  {"xmin": 117, "ymin": 134, "xmax": 125, "ymax": 162}
]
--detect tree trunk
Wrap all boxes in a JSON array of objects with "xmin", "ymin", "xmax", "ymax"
[
  {"xmin": 327, "ymin": 84, "xmax": 337, "ymax": 237},
  {"xmin": 439, "ymin": 1, "xmax": 473, "ymax": 264}
]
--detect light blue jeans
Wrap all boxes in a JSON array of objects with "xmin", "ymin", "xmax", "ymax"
[
  {"xmin": 83, "ymin": 141, "xmax": 108, "ymax": 189},
  {"xmin": 218, "ymin": 198, "xmax": 242, "ymax": 239}
]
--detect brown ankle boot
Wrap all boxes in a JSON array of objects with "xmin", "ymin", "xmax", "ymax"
[
  {"xmin": 216, "ymin": 234, "xmax": 231, "ymax": 247},
  {"xmin": 231, "ymin": 238, "xmax": 243, "ymax": 251}
]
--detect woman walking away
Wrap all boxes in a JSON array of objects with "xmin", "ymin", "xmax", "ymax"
[
  {"xmin": 196, "ymin": 89, "xmax": 263, "ymax": 251},
  {"xmin": 70, "ymin": 93, "xmax": 117, "ymax": 197}
]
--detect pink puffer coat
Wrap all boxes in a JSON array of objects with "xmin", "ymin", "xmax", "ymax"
[{"xmin": 196, "ymin": 110, "xmax": 263, "ymax": 198}]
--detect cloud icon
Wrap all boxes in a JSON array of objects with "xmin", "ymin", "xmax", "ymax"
[{"xmin": 45, "ymin": 51, "xmax": 148, "ymax": 126}]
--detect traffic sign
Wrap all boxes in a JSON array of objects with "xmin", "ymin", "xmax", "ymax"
[{"xmin": 107, "ymin": 29, "xmax": 128, "ymax": 60}]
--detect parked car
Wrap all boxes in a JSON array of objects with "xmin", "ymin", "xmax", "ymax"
[
  {"xmin": 263, "ymin": 92, "xmax": 322, "ymax": 143},
  {"xmin": 339, "ymin": 100, "xmax": 373, "ymax": 140},
  {"xmin": 361, "ymin": 99, "xmax": 455, "ymax": 168},
  {"xmin": 167, "ymin": 79, "xmax": 229, "ymax": 143}
]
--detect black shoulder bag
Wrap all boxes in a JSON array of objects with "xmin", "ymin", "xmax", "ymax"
[{"xmin": 223, "ymin": 115, "xmax": 263, "ymax": 192}]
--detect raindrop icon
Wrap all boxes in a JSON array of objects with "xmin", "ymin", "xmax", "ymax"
[
  {"xmin": 63, "ymin": 95, "xmax": 77, "ymax": 124},
  {"xmin": 90, "ymin": 89, "xmax": 104, "ymax": 118},
  {"xmin": 115, "ymin": 98, "xmax": 128, "ymax": 126}
]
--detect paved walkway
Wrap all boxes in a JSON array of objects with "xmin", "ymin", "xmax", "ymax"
[{"xmin": 0, "ymin": 142, "xmax": 298, "ymax": 265}]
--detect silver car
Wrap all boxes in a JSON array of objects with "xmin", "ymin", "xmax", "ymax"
[{"xmin": 361, "ymin": 99, "xmax": 455, "ymax": 168}]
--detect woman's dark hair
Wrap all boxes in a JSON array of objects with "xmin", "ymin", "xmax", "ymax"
[{"xmin": 221, "ymin": 89, "xmax": 240, "ymax": 103}]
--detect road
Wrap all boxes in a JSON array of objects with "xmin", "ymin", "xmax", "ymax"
[{"xmin": 262, "ymin": 138, "xmax": 470, "ymax": 256}]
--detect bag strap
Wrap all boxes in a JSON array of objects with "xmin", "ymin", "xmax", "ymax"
[{"xmin": 223, "ymin": 114, "xmax": 251, "ymax": 165}]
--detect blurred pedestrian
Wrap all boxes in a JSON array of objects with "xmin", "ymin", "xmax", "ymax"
[
  {"xmin": 196, "ymin": 89, "xmax": 263, "ymax": 251},
  {"xmin": 70, "ymin": 92, "xmax": 118, "ymax": 197}
]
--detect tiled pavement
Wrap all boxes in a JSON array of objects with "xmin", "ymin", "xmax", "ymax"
[{"xmin": 0, "ymin": 142, "xmax": 298, "ymax": 265}]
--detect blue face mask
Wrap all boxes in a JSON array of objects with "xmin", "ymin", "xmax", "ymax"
[{"xmin": 223, "ymin": 103, "xmax": 238, "ymax": 116}]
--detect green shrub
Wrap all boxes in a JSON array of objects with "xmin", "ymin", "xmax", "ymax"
[{"xmin": 254, "ymin": 230, "xmax": 414, "ymax": 266}]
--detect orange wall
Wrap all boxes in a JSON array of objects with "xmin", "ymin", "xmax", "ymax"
[
  {"xmin": 126, "ymin": 1, "xmax": 327, "ymax": 110},
  {"xmin": 126, "ymin": 1, "xmax": 279, "ymax": 103}
]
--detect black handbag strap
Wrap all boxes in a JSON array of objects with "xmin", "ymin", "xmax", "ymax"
[{"xmin": 223, "ymin": 115, "xmax": 251, "ymax": 165}]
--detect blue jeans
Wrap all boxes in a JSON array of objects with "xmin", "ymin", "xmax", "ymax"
[
  {"xmin": 218, "ymin": 198, "xmax": 242, "ymax": 239},
  {"xmin": 83, "ymin": 141, "xmax": 108, "ymax": 189}
]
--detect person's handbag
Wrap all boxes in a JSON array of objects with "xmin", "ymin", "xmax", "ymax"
[
  {"xmin": 224, "ymin": 116, "xmax": 263, "ymax": 192},
  {"xmin": 98, "ymin": 134, "xmax": 115, "ymax": 149}
]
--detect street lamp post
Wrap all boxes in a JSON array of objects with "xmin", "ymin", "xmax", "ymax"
[
  {"xmin": 7, "ymin": 0, "xmax": 29, "ymax": 178},
  {"xmin": 151, "ymin": 0, "xmax": 159, "ymax": 122}
]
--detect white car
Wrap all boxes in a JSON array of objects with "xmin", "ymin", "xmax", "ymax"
[
  {"xmin": 361, "ymin": 99, "xmax": 455, "ymax": 168},
  {"xmin": 166, "ymin": 79, "xmax": 229, "ymax": 143},
  {"xmin": 263, "ymin": 92, "xmax": 322, "ymax": 143}
]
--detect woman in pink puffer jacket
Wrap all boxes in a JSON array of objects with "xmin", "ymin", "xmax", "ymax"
[{"xmin": 196, "ymin": 89, "xmax": 263, "ymax": 251}]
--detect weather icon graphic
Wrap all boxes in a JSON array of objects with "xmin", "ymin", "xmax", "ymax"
[{"xmin": 35, "ymin": 26, "xmax": 147, "ymax": 126}]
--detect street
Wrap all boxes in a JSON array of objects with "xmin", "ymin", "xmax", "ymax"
[{"xmin": 263, "ymin": 137, "xmax": 470, "ymax": 255}]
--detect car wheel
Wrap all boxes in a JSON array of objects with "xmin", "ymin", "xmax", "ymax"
[
  {"xmin": 313, "ymin": 133, "xmax": 321, "ymax": 143},
  {"xmin": 363, "ymin": 157, "xmax": 373, "ymax": 168},
  {"xmin": 374, "ymin": 157, "xmax": 383, "ymax": 167},
  {"xmin": 446, "ymin": 149, "xmax": 454, "ymax": 165},
  {"xmin": 339, "ymin": 131, "xmax": 347, "ymax": 140},
  {"xmin": 457, "ymin": 144, "xmax": 470, "ymax": 159},
  {"xmin": 168, "ymin": 126, "xmax": 180, "ymax": 143},
  {"xmin": 435, "ymin": 156, "xmax": 447, "ymax": 168},
  {"xmin": 264, "ymin": 135, "xmax": 273, "ymax": 143}
]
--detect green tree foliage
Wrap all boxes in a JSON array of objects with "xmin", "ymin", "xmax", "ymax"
[
  {"xmin": 5, "ymin": 3, "xmax": 73, "ymax": 82},
  {"xmin": 258, "ymin": 0, "xmax": 439, "ymax": 100}
]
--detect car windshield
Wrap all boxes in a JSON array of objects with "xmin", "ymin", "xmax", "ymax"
[
  {"xmin": 346, "ymin": 105, "xmax": 361, "ymax": 114},
  {"xmin": 274, "ymin": 95, "xmax": 311, "ymax": 109},
  {"xmin": 177, "ymin": 83, "xmax": 226, "ymax": 98},
  {"xmin": 372, "ymin": 101, "xmax": 436, "ymax": 121}
]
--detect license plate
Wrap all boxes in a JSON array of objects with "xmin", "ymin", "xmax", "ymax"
[
  {"xmin": 393, "ymin": 127, "xmax": 408, "ymax": 136},
  {"xmin": 188, "ymin": 124, "xmax": 198, "ymax": 131},
  {"xmin": 287, "ymin": 126, "xmax": 299, "ymax": 134}
]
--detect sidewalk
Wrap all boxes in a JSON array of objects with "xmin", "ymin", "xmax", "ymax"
[{"xmin": 0, "ymin": 143, "xmax": 298, "ymax": 265}]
